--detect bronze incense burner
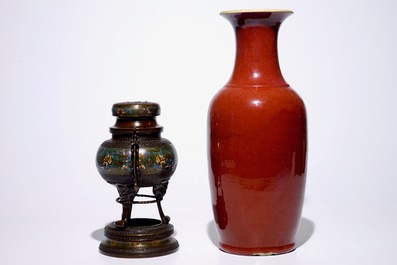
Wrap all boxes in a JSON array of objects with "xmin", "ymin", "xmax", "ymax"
[{"xmin": 96, "ymin": 102, "xmax": 178, "ymax": 258}]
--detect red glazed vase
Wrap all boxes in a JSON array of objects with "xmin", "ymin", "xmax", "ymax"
[{"xmin": 208, "ymin": 9, "xmax": 307, "ymax": 256}]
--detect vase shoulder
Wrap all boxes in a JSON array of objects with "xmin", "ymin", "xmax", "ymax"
[{"xmin": 210, "ymin": 85, "xmax": 305, "ymax": 115}]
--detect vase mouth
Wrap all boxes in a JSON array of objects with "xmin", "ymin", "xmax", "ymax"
[{"xmin": 220, "ymin": 9, "xmax": 293, "ymax": 15}]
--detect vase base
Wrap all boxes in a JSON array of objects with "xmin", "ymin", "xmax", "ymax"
[
  {"xmin": 99, "ymin": 218, "xmax": 178, "ymax": 258},
  {"xmin": 219, "ymin": 242, "xmax": 295, "ymax": 256}
]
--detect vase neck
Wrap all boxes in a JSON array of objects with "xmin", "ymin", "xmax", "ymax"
[{"xmin": 222, "ymin": 11, "xmax": 292, "ymax": 87}]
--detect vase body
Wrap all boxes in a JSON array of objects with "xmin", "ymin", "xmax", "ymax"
[{"xmin": 208, "ymin": 10, "xmax": 307, "ymax": 256}]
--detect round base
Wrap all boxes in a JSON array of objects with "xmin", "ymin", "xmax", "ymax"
[
  {"xmin": 99, "ymin": 218, "xmax": 179, "ymax": 258},
  {"xmin": 219, "ymin": 242, "xmax": 295, "ymax": 256}
]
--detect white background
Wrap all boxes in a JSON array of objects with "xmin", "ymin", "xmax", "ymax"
[{"xmin": 1, "ymin": 0, "xmax": 396, "ymax": 264}]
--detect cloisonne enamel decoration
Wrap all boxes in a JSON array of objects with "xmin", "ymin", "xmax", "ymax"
[{"xmin": 96, "ymin": 101, "xmax": 178, "ymax": 258}]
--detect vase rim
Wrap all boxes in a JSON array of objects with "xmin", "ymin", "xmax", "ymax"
[{"xmin": 220, "ymin": 9, "xmax": 293, "ymax": 15}]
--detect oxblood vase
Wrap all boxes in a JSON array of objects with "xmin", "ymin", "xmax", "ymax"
[{"xmin": 208, "ymin": 9, "xmax": 307, "ymax": 255}]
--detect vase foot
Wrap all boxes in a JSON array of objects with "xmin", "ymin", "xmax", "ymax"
[
  {"xmin": 219, "ymin": 242, "xmax": 295, "ymax": 256},
  {"xmin": 99, "ymin": 218, "xmax": 178, "ymax": 258}
]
